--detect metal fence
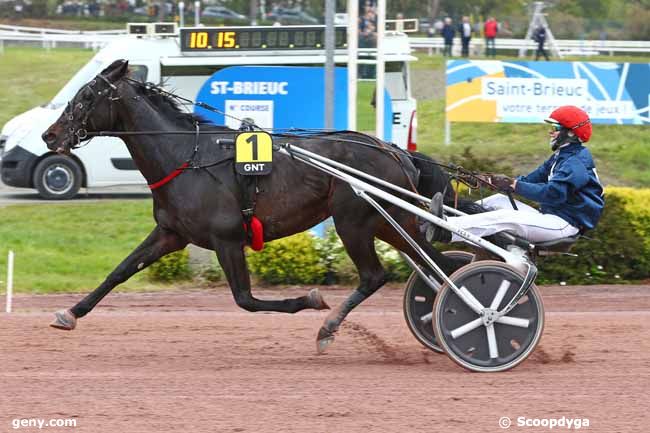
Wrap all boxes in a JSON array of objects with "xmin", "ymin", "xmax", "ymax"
[{"xmin": 0, "ymin": 24, "xmax": 126, "ymax": 52}]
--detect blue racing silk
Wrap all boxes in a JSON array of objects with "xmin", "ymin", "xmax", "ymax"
[{"xmin": 514, "ymin": 142, "xmax": 605, "ymax": 230}]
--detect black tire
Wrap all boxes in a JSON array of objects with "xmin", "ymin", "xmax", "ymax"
[
  {"xmin": 433, "ymin": 261, "xmax": 544, "ymax": 372},
  {"xmin": 33, "ymin": 155, "xmax": 82, "ymax": 200},
  {"xmin": 403, "ymin": 250, "xmax": 474, "ymax": 353}
]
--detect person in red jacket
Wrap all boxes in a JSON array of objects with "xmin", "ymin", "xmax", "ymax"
[{"xmin": 484, "ymin": 17, "xmax": 498, "ymax": 57}]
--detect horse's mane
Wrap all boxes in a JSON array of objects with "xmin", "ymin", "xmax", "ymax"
[{"xmin": 126, "ymin": 79, "xmax": 231, "ymax": 130}]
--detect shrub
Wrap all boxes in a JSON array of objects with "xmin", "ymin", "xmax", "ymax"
[
  {"xmin": 147, "ymin": 249, "xmax": 191, "ymax": 282},
  {"xmin": 537, "ymin": 187, "xmax": 650, "ymax": 284},
  {"xmin": 247, "ymin": 232, "xmax": 327, "ymax": 285},
  {"xmin": 314, "ymin": 226, "xmax": 412, "ymax": 284}
]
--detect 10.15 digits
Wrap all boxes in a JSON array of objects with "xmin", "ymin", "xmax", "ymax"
[{"xmin": 188, "ymin": 31, "xmax": 236, "ymax": 49}]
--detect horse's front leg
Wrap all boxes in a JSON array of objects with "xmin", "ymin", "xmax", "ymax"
[
  {"xmin": 214, "ymin": 239, "xmax": 329, "ymax": 313},
  {"xmin": 50, "ymin": 226, "xmax": 187, "ymax": 330}
]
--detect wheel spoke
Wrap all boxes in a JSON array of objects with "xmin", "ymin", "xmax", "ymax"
[
  {"xmin": 486, "ymin": 324, "xmax": 499, "ymax": 359},
  {"xmin": 489, "ymin": 280, "xmax": 511, "ymax": 310},
  {"xmin": 496, "ymin": 316, "xmax": 530, "ymax": 328},
  {"xmin": 458, "ymin": 285, "xmax": 485, "ymax": 313},
  {"xmin": 450, "ymin": 317, "xmax": 483, "ymax": 339}
]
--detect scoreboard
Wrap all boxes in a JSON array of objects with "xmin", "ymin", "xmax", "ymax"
[{"xmin": 180, "ymin": 26, "xmax": 347, "ymax": 53}]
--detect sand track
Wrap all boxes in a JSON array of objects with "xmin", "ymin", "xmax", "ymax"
[{"xmin": 1, "ymin": 285, "xmax": 649, "ymax": 432}]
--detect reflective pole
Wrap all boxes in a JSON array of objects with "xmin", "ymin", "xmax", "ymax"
[
  {"xmin": 375, "ymin": 0, "xmax": 385, "ymax": 139},
  {"xmin": 194, "ymin": 1, "xmax": 200, "ymax": 26},
  {"xmin": 347, "ymin": 0, "xmax": 358, "ymax": 130}
]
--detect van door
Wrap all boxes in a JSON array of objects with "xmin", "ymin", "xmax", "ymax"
[
  {"xmin": 385, "ymin": 61, "xmax": 416, "ymax": 150},
  {"xmin": 77, "ymin": 62, "xmax": 159, "ymax": 186}
]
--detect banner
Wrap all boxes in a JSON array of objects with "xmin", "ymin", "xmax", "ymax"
[
  {"xmin": 446, "ymin": 60, "xmax": 650, "ymax": 125},
  {"xmin": 194, "ymin": 65, "xmax": 393, "ymax": 140}
]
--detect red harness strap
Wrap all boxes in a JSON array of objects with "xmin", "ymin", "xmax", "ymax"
[
  {"xmin": 148, "ymin": 162, "xmax": 190, "ymax": 190},
  {"xmin": 242, "ymin": 216, "xmax": 264, "ymax": 251}
]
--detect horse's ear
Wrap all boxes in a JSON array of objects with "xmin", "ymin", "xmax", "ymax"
[{"xmin": 100, "ymin": 59, "xmax": 129, "ymax": 80}]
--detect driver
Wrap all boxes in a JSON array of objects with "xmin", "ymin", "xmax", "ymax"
[{"xmin": 428, "ymin": 105, "xmax": 605, "ymax": 245}]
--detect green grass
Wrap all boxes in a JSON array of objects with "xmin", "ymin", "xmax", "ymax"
[
  {"xmin": 0, "ymin": 47, "xmax": 95, "ymax": 126},
  {"xmin": 0, "ymin": 201, "xmax": 158, "ymax": 293},
  {"xmin": 415, "ymin": 98, "xmax": 650, "ymax": 187}
]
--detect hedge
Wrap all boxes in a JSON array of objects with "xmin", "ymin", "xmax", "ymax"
[
  {"xmin": 537, "ymin": 187, "xmax": 650, "ymax": 284},
  {"xmin": 148, "ymin": 249, "xmax": 191, "ymax": 282}
]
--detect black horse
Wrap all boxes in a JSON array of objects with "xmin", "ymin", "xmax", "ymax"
[{"xmin": 42, "ymin": 60, "xmax": 466, "ymax": 352}]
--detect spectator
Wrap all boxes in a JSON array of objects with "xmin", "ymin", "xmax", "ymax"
[
  {"xmin": 533, "ymin": 25, "xmax": 549, "ymax": 61},
  {"xmin": 484, "ymin": 16, "xmax": 498, "ymax": 57},
  {"xmin": 433, "ymin": 18, "xmax": 443, "ymax": 35},
  {"xmin": 458, "ymin": 16, "xmax": 472, "ymax": 57},
  {"xmin": 441, "ymin": 17, "xmax": 454, "ymax": 57}
]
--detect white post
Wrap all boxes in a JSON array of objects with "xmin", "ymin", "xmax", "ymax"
[
  {"xmin": 6, "ymin": 251, "xmax": 14, "ymax": 313},
  {"xmin": 194, "ymin": 1, "xmax": 200, "ymax": 26},
  {"xmin": 179, "ymin": 2, "xmax": 185, "ymax": 28},
  {"xmin": 347, "ymin": 0, "xmax": 358, "ymax": 131},
  {"xmin": 374, "ymin": 0, "xmax": 386, "ymax": 140}
]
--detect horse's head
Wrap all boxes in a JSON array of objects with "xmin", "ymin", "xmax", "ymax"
[{"xmin": 42, "ymin": 59, "xmax": 130, "ymax": 154}]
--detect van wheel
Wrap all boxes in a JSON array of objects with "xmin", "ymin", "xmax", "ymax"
[{"xmin": 33, "ymin": 155, "xmax": 82, "ymax": 200}]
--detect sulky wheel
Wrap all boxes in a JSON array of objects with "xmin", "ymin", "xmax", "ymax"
[
  {"xmin": 433, "ymin": 260, "xmax": 544, "ymax": 372},
  {"xmin": 403, "ymin": 250, "xmax": 474, "ymax": 353}
]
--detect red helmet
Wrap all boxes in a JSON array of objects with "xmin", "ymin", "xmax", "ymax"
[{"xmin": 545, "ymin": 105, "xmax": 592, "ymax": 143}]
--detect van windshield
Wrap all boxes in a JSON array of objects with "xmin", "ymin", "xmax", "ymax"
[{"xmin": 46, "ymin": 59, "xmax": 105, "ymax": 109}]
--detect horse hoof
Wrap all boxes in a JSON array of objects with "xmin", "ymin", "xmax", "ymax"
[
  {"xmin": 50, "ymin": 309, "xmax": 77, "ymax": 331},
  {"xmin": 308, "ymin": 288, "xmax": 330, "ymax": 310},
  {"xmin": 316, "ymin": 327, "xmax": 335, "ymax": 354},
  {"xmin": 316, "ymin": 335, "xmax": 335, "ymax": 354}
]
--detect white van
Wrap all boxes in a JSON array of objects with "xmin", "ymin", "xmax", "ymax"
[{"xmin": 0, "ymin": 24, "xmax": 417, "ymax": 199}]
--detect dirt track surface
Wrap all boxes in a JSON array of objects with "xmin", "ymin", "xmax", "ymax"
[{"xmin": 1, "ymin": 285, "xmax": 649, "ymax": 433}]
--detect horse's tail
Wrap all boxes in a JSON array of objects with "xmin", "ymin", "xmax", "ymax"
[
  {"xmin": 410, "ymin": 151, "xmax": 488, "ymax": 215},
  {"xmin": 410, "ymin": 152, "xmax": 455, "ymax": 202}
]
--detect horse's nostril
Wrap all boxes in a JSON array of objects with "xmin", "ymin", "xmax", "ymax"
[{"xmin": 42, "ymin": 131, "xmax": 57, "ymax": 144}]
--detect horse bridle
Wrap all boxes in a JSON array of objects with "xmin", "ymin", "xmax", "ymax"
[{"xmin": 63, "ymin": 73, "xmax": 121, "ymax": 148}]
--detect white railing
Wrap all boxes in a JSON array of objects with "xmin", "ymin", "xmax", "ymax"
[
  {"xmin": 0, "ymin": 32, "xmax": 120, "ymax": 51},
  {"xmin": 0, "ymin": 25, "xmax": 127, "ymax": 52},
  {"xmin": 1, "ymin": 24, "xmax": 648, "ymax": 56},
  {"xmin": 409, "ymin": 36, "xmax": 650, "ymax": 56},
  {"xmin": 0, "ymin": 24, "xmax": 126, "ymax": 35}
]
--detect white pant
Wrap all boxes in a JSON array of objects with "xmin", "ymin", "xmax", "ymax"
[{"xmin": 447, "ymin": 194, "xmax": 579, "ymax": 244}]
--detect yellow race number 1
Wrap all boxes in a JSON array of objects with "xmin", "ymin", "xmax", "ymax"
[{"xmin": 235, "ymin": 132, "xmax": 273, "ymax": 175}]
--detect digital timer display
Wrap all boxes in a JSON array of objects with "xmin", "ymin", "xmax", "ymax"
[{"xmin": 179, "ymin": 26, "xmax": 347, "ymax": 53}]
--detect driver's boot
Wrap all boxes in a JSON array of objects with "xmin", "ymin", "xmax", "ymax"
[{"xmin": 420, "ymin": 192, "xmax": 452, "ymax": 243}]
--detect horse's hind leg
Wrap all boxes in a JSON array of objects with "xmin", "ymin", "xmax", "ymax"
[
  {"xmin": 50, "ymin": 226, "xmax": 187, "ymax": 330},
  {"xmin": 316, "ymin": 213, "xmax": 387, "ymax": 353},
  {"xmin": 214, "ymin": 240, "xmax": 330, "ymax": 313}
]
